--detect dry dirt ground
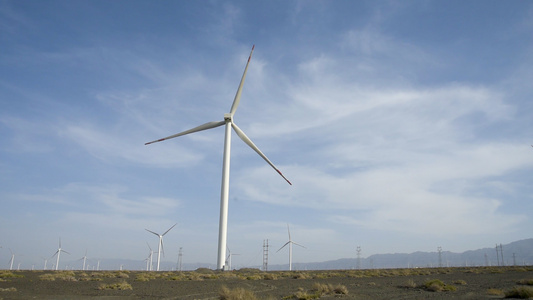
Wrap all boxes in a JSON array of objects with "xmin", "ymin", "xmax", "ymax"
[{"xmin": 1, "ymin": 266, "xmax": 532, "ymax": 299}]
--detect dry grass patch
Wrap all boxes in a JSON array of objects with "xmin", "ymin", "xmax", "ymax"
[
  {"xmin": 0, "ymin": 287, "xmax": 17, "ymax": 292},
  {"xmin": 402, "ymin": 279, "xmax": 417, "ymax": 288},
  {"xmin": 487, "ymin": 288, "xmax": 504, "ymax": 296},
  {"xmin": 0, "ymin": 271, "xmax": 23, "ymax": 280}
]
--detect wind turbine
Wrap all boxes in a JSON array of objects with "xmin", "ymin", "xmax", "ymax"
[
  {"xmin": 145, "ymin": 223, "xmax": 176, "ymax": 271},
  {"xmin": 145, "ymin": 243, "xmax": 154, "ymax": 271},
  {"xmin": 8, "ymin": 249, "xmax": 16, "ymax": 270},
  {"xmin": 145, "ymin": 45, "xmax": 292, "ymax": 270},
  {"xmin": 277, "ymin": 224, "xmax": 305, "ymax": 271},
  {"xmin": 40, "ymin": 257, "xmax": 48, "ymax": 270},
  {"xmin": 51, "ymin": 238, "xmax": 70, "ymax": 271},
  {"xmin": 78, "ymin": 249, "xmax": 88, "ymax": 270}
]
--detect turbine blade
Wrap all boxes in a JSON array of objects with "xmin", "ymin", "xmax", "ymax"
[
  {"xmin": 287, "ymin": 224, "xmax": 291, "ymax": 240},
  {"xmin": 231, "ymin": 122, "xmax": 292, "ymax": 185},
  {"xmin": 293, "ymin": 242, "xmax": 306, "ymax": 249},
  {"xmin": 62, "ymin": 250, "xmax": 71, "ymax": 255},
  {"xmin": 229, "ymin": 45, "xmax": 255, "ymax": 116},
  {"xmin": 163, "ymin": 223, "xmax": 177, "ymax": 236},
  {"xmin": 146, "ymin": 242, "xmax": 152, "ymax": 251},
  {"xmin": 145, "ymin": 229, "xmax": 161, "ymax": 237},
  {"xmin": 145, "ymin": 120, "xmax": 225, "ymax": 145},
  {"xmin": 276, "ymin": 241, "xmax": 290, "ymax": 253}
]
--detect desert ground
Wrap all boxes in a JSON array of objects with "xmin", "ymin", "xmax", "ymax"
[{"xmin": 1, "ymin": 266, "xmax": 533, "ymax": 299}]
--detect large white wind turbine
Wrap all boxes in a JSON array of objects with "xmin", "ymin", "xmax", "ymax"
[
  {"xmin": 145, "ymin": 45, "xmax": 292, "ymax": 270},
  {"xmin": 277, "ymin": 224, "xmax": 305, "ymax": 271},
  {"xmin": 51, "ymin": 238, "xmax": 70, "ymax": 271},
  {"xmin": 145, "ymin": 223, "xmax": 176, "ymax": 271}
]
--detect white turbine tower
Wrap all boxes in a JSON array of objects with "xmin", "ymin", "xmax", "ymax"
[
  {"xmin": 145, "ymin": 45, "xmax": 292, "ymax": 271},
  {"xmin": 41, "ymin": 257, "xmax": 48, "ymax": 270},
  {"xmin": 277, "ymin": 224, "xmax": 305, "ymax": 271},
  {"xmin": 145, "ymin": 223, "xmax": 176, "ymax": 271},
  {"xmin": 146, "ymin": 243, "xmax": 154, "ymax": 271},
  {"xmin": 8, "ymin": 249, "xmax": 16, "ymax": 270},
  {"xmin": 78, "ymin": 249, "xmax": 88, "ymax": 270},
  {"xmin": 51, "ymin": 238, "xmax": 70, "ymax": 271}
]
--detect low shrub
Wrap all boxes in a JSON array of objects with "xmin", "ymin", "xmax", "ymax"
[
  {"xmin": 402, "ymin": 279, "xmax": 417, "ymax": 288},
  {"xmin": 453, "ymin": 279, "xmax": 467, "ymax": 285},
  {"xmin": 263, "ymin": 273, "xmax": 278, "ymax": 280},
  {"xmin": 505, "ymin": 286, "xmax": 533, "ymax": 299},
  {"xmin": 517, "ymin": 278, "xmax": 533, "ymax": 286},
  {"xmin": 424, "ymin": 279, "xmax": 456, "ymax": 292},
  {"xmin": 219, "ymin": 286, "xmax": 258, "ymax": 300},
  {"xmin": 98, "ymin": 281, "xmax": 133, "ymax": 290}
]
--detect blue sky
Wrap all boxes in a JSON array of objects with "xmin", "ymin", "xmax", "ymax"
[{"xmin": 1, "ymin": 0, "xmax": 533, "ymax": 270}]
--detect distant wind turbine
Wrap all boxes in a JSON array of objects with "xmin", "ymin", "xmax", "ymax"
[
  {"xmin": 8, "ymin": 249, "xmax": 16, "ymax": 270},
  {"xmin": 40, "ymin": 257, "xmax": 48, "ymax": 270},
  {"xmin": 145, "ymin": 45, "xmax": 292, "ymax": 270},
  {"xmin": 277, "ymin": 224, "xmax": 306, "ymax": 271},
  {"xmin": 145, "ymin": 223, "xmax": 177, "ymax": 271},
  {"xmin": 78, "ymin": 249, "xmax": 88, "ymax": 270},
  {"xmin": 145, "ymin": 243, "xmax": 154, "ymax": 271},
  {"xmin": 51, "ymin": 238, "xmax": 70, "ymax": 271}
]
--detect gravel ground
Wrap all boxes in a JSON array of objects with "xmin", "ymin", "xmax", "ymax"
[{"xmin": 0, "ymin": 266, "xmax": 532, "ymax": 299}]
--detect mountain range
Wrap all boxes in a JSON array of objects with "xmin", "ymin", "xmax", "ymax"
[{"xmin": 62, "ymin": 238, "xmax": 533, "ymax": 271}]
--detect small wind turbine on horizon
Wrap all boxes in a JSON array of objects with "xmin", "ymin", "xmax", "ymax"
[
  {"xmin": 8, "ymin": 249, "xmax": 16, "ymax": 270},
  {"xmin": 145, "ymin": 243, "xmax": 154, "ymax": 271},
  {"xmin": 51, "ymin": 238, "xmax": 70, "ymax": 271},
  {"xmin": 40, "ymin": 257, "xmax": 48, "ymax": 270},
  {"xmin": 145, "ymin": 45, "xmax": 292, "ymax": 271},
  {"xmin": 277, "ymin": 224, "xmax": 306, "ymax": 271},
  {"xmin": 145, "ymin": 223, "xmax": 177, "ymax": 271},
  {"xmin": 78, "ymin": 249, "xmax": 88, "ymax": 270}
]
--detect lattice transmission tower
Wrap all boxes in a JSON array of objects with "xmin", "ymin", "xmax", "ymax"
[{"xmin": 263, "ymin": 239, "xmax": 269, "ymax": 271}]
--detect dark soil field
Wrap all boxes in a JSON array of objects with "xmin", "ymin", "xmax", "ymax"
[{"xmin": 1, "ymin": 266, "xmax": 533, "ymax": 299}]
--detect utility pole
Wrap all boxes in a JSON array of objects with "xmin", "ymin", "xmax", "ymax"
[
  {"xmin": 177, "ymin": 247, "xmax": 183, "ymax": 271},
  {"xmin": 513, "ymin": 253, "xmax": 516, "ymax": 266},
  {"xmin": 263, "ymin": 239, "xmax": 269, "ymax": 271},
  {"xmin": 484, "ymin": 253, "xmax": 489, "ymax": 267},
  {"xmin": 356, "ymin": 246, "xmax": 362, "ymax": 269},
  {"xmin": 437, "ymin": 246, "xmax": 442, "ymax": 268},
  {"xmin": 500, "ymin": 244, "xmax": 504, "ymax": 266}
]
